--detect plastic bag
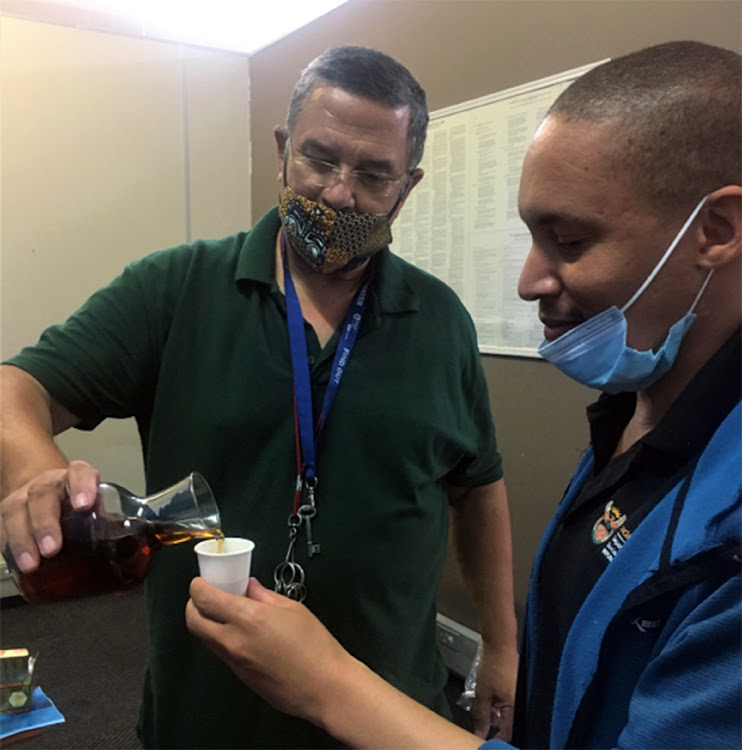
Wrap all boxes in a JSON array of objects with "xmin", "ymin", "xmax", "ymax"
[{"xmin": 456, "ymin": 636, "xmax": 482, "ymax": 712}]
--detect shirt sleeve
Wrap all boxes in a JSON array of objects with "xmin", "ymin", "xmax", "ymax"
[
  {"xmin": 4, "ymin": 246, "xmax": 188, "ymax": 428},
  {"xmin": 445, "ymin": 306, "xmax": 504, "ymax": 488},
  {"xmin": 478, "ymin": 739, "xmax": 515, "ymax": 749},
  {"xmin": 614, "ymin": 574, "xmax": 741, "ymax": 749}
]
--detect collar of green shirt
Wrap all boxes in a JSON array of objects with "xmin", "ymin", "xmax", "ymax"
[{"xmin": 234, "ymin": 206, "xmax": 421, "ymax": 322}]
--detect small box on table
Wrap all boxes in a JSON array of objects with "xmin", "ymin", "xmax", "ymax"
[{"xmin": 0, "ymin": 649, "xmax": 36, "ymax": 714}]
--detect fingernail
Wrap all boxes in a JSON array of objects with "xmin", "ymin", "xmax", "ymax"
[
  {"xmin": 18, "ymin": 552, "xmax": 36, "ymax": 572},
  {"xmin": 40, "ymin": 536, "xmax": 57, "ymax": 556},
  {"xmin": 72, "ymin": 492, "xmax": 88, "ymax": 509}
]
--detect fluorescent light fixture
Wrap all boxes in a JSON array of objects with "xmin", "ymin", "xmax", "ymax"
[{"xmin": 9, "ymin": 0, "xmax": 349, "ymax": 54}]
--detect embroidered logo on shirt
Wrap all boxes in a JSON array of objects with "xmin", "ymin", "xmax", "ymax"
[
  {"xmin": 632, "ymin": 616, "xmax": 662, "ymax": 633},
  {"xmin": 591, "ymin": 500, "xmax": 631, "ymax": 562}
]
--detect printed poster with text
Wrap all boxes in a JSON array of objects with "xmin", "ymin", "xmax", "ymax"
[{"xmin": 393, "ymin": 62, "xmax": 604, "ymax": 357}]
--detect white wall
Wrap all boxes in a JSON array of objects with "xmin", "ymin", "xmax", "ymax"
[{"xmin": 1, "ymin": 16, "xmax": 252, "ymax": 493}]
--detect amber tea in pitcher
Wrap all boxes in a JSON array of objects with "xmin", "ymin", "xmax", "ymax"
[{"xmin": 3, "ymin": 472, "xmax": 221, "ymax": 603}]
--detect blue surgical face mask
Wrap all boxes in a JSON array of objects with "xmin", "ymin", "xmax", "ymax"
[{"xmin": 538, "ymin": 195, "xmax": 712, "ymax": 394}]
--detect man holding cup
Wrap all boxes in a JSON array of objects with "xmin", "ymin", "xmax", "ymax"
[{"xmin": 186, "ymin": 40, "xmax": 742, "ymax": 750}]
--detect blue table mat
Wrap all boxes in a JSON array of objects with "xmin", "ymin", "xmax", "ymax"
[{"xmin": 0, "ymin": 686, "xmax": 65, "ymax": 740}]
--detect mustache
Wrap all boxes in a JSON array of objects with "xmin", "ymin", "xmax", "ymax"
[{"xmin": 538, "ymin": 302, "xmax": 586, "ymax": 324}]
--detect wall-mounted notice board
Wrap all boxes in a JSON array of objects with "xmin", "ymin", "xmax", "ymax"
[{"xmin": 393, "ymin": 60, "xmax": 607, "ymax": 357}]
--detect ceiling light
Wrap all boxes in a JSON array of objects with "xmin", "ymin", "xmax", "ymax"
[{"xmin": 4, "ymin": 0, "xmax": 349, "ymax": 54}]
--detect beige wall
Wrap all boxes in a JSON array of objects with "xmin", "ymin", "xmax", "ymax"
[
  {"xmin": 1, "ymin": 16, "xmax": 251, "ymax": 494},
  {"xmin": 248, "ymin": 0, "xmax": 742, "ymax": 629}
]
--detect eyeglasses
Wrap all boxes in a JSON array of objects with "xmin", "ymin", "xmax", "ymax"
[{"xmin": 290, "ymin": 150, "xmax": 408, "ymax": 199}]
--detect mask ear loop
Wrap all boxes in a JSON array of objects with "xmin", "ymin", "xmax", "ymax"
[
  {"xmin": 281, "ymin": 142, "xmax": 290, "ymax": 188},
  {"xmin": 386, "ymin": 172, "xmax": 414, "ymax": 219},
  {"xmin": 687, "ymin": 267, "xmax": 715, "ymax": 315},
  {"xmin": 621, "ymin": 195, "xmax": 709, "ymax": 313}
]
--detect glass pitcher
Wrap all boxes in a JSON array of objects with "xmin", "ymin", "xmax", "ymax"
[{"xmin": 3, "ymin": 472, "xmax": 221, "ymax": 603}]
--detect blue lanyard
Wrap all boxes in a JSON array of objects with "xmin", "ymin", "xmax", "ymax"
[{"xmin": 281, "ymin": 236, "xmax": 370, "ymax": 495}]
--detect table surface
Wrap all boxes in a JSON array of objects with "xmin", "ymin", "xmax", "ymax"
[{"xmin": 0, "ymin": 588, "xmax": 146, "ymax": 749}]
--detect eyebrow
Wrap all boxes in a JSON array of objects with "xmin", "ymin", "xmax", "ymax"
[
  {"xmin": 298, "ymin": 138, "xmax": 399, "ymax": 175},
  {"xmin": 520, "ymin": 208, "xmax": 601, "ymax": 231}
]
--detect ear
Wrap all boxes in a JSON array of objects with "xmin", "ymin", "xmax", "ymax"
[
  {"xmin": 274, "ymin": 125, "xmax": 289, "ymax": 179},
  {"xmin": 696, "ymin": 185, "xmax": 742, "ymax": 269},
  {"xmin": 388, "ymin": 167, "xmax": 424, "ymax": 223}
]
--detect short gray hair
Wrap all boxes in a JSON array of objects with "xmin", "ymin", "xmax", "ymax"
[{"xmin": 286, "ymin": 46, "xmax": 429, "ymax": 172}]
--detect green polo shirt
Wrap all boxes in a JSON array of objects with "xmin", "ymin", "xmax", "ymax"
[{"xmin": 7, "ymin": 207, "xmax": 502, "ymax": 749}]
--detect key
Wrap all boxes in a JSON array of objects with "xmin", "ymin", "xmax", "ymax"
[{"xmin": 298, "ymin": 503, "xmax": 321, "ymax": 557}]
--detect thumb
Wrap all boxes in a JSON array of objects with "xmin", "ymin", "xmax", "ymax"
[{"xmin": 190, "ymin": 576, "xmax": 234, "ymax": 609}]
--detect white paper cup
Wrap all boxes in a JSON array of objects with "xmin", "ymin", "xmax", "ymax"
[{"xmin": 194, "ymin": 537, "xmax": 255, "ymax": 596}]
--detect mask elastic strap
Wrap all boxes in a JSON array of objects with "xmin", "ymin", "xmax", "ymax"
[
  {"xmin": 386, "ymin": 174, "xmax": 412, "ymax": 220},
  {"xmin": 688, "ymin": 268, "xmax": 715, "ymax": 315},
  {"xmin": 621, "ymin": 195, "xmax": 709, "ymax": 313},
  {"xmin": 280, "ymin": 137, "xmax": 292, "ymax": 190}
]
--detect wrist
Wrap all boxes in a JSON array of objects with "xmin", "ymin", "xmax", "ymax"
[
  {"xmin": 312, "ymin": 651, "xmax": 367, "ymax": 739},
  {"xmin": 480, "ymin": 620, "xmax": 519, "ymax": 650}
]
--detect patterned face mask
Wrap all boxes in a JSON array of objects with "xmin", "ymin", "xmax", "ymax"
[{"xmin": 278, "ymin": 186, "xmax": 393, "ymax": 274}]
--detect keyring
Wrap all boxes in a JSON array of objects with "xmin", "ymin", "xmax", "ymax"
[
  {"xmin": 283, "ymin": 581, "xmax": 307, "ymax": 602},
  {"xmin": 274, "ymin": 560, "xmax": 305, "ymax": 588}
]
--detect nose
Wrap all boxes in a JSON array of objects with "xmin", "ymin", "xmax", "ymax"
[
  {"xmin": 517, "ymin": 243, "xmax": 561, "ymax": 301},
  {"xmin": 319, "ymin": 168, "xmax": 357, "ymax": 211}
]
